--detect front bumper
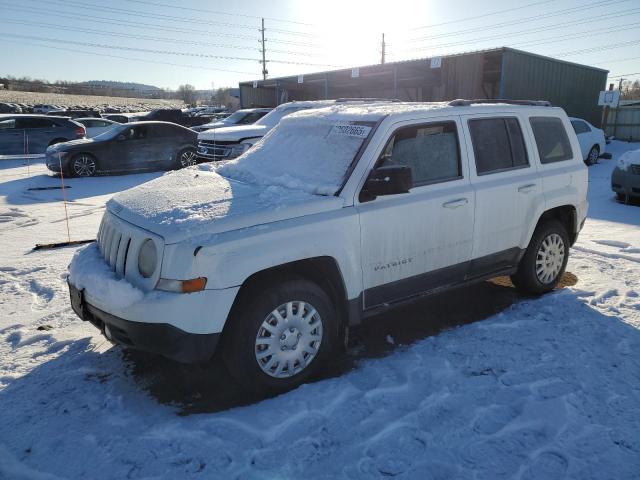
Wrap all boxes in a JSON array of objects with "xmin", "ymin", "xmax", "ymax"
[
  {"xmin": 69, "ymin": 282, "xmax": 220, "ymax": 363},
  {"xmin": 196, "ymin": 141, "xmax": 241, "ymax": 161},
  {"xmin": 612, "ymin": 166, "xmax": 640, "ymax": 197}
]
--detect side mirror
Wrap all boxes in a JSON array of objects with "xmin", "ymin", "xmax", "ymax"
[
  {"xmin": 116, "ymin": 134, "xmax": 126, "ymax": 141},
  {"xmin": 362, "ymin": 165, "xmax": 412, "ymax": 200}
]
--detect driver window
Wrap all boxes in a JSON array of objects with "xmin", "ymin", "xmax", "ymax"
[
  {"xmin": 380, "ymin": 121, "xmax": 462, "ymax": 186},
  {"xmin": 125, "ymin": 126, "xmax": 148, "ymax": 140}
]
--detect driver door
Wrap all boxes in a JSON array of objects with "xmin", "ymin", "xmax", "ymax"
[{"xmin": 356, "ymin": 117, "xmax": 475, "ymax": 309}]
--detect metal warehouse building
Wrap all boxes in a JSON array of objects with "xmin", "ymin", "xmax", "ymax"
[{"xmin": 239, "ymin": 47, "xmax": 608, "ymax": 126}]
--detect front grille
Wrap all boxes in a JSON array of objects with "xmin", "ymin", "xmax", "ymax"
[
  {"xmin": 197, "ymin": 140, "xmax": 236, "ymax": 158},
  {"xmin": 199, "ymin": 140, "xmax": 237, "ymax": 146},
  {"xmin": 97, "ymin": 218, "xmax": 132, "ymax": 278},
  {"xmin": 630, "ymin": 164, "xmax": 640, "ymax": 175}
]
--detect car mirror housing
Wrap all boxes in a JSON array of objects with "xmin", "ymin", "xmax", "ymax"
[{"xmin": 362, "ymin": 165, "xmax": 412, "ymax": 201}]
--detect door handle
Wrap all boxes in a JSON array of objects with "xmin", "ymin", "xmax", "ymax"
[
  {"xmin": 442, "ymin": 198, "xmax": 469, "ymax": 209},
  {"xmin": 517, "ymin": 183, "xmax": 537, "ymax": 193}
]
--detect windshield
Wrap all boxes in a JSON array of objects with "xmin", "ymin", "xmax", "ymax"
[
  {"xmin": 93, "ymin": 124, "xmax": 126, "ymax": 140},
  {"xmin": 217, "ymin": 114, "xmax": 376, "ymax": 196},
  {"xmin": 223, "ymin": 110, "xmax": 250, "ymax": 124},
  {"xmin": 255, "ymin": 106, "xmax": 311, "ymax": 128}
]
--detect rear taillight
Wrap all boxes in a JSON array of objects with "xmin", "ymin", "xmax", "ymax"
[{"xmin": 75, "ymin": 126, "xmax": 86, "ymax": 137}]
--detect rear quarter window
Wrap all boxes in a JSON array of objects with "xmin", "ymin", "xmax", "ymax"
[{"xmin": 530, "ymin": 117, "xmax": 574, "ymax": 164}]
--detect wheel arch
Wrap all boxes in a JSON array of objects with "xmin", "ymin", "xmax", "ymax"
[
  {"xmin": 534, "ymin": 205, "xmax": 578, "ymax": 246},
  {"xmin": 224, "ymin": 256, "xmax": 350, "ymax": 344}
]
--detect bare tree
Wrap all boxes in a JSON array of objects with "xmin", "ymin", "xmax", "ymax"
[{"xmin": 177, "ymin": 84, "xmax": 197, "ymax": 106}]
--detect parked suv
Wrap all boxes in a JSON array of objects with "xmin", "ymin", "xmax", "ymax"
[
  {"xmin": 196, "ymin": 100, "xmax": 336, "ymax": 161},
  {"xmin": 0, "ymin": 114, "xmax": 85, "ymax": 155},
  {"xmin": 67, "ymin": 100, "xmax": 588, "ymax": 392}
]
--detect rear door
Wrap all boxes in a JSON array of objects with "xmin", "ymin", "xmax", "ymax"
[
  {"xmin": 15, "ymin": 117, "xmax": 59, "ymax": 153},
  {"xmin": 461, "ymin": 114, "xmax": 541, "ymax": 278},
  {"xmin": 0, "ymin": 117, "xmax": 24, "ymax": 155},
  {"xmin": 150, "ymin": 124, "xmax": 182, "ymax": 167},
  {"xmin": 357, "ymin": 117, "xmax": 475, "ymax": 308}
]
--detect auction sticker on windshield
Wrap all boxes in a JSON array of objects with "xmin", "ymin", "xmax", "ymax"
[{"xmin": 329, "ymin": 123, "xmax": 372, "ymax": 138}]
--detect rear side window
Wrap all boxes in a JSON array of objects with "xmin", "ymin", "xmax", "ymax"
[
  {"xmin": 468, "ymin": 117, "xmax": 528, "ymax": 175},
  {"xmin": 379, "ymin": 121, "xmax": 461, "ymax": 186},
  {"xmin": 570, "ymin": 120, "xmax": 590, "ymax": 134},
  {"xmin": 15, "ymin": 118, "xmax": 57, "ymax": 129},
  {"xmin": 530, "ymin": 117, "xmax": 573, "ymax": 164},
  {"xmin": 0, "ymin": 119, "xmax": 16, "ymax": 130}
]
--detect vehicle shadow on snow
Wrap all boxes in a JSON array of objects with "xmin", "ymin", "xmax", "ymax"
[
  {"xmin": 123, "ymin": 272, "xmax": 577, "ymax": 415},
  {"xmin": 1, "ymin": 170, "xmax": 163, "ymax": 206}
]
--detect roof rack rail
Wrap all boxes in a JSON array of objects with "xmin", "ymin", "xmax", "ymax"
[
  {"xmin": 448, "ymin": 99, "xmax": 552, "ymax": 107},
  {"xmin": 335, "ymin": 98, "xmax": 402, "ymax": 103}
]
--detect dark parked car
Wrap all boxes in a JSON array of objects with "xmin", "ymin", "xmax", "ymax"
[
  {"xmin": 48, "ymin": 109, "xmax": 102, "ymax": 119},
  {"xmin": 139, "ymin": 108, "xmax": 211, "ymax": 128},
  {"xmin": 103, "ymin": 114, "xmax": 130, "ymax": 123},
  {"xmin": 0, "ymin": 103, "xmax": 22, "ymax": 113},
  {"xmin": 45, "ymin": 121, "xmax": 198, "ymax": 177},
  {"xmin": 0, "ymin": 114, "xmax": 85, "ymax": 155}
]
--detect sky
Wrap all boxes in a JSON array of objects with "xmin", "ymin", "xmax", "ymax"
[{"xmin": 0, "ymin": 0, "xmax": 639, "ymax": 90}]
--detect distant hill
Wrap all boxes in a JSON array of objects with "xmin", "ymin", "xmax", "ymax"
[{"xmin": 78, "ymin": 80, "xmax": 163, "ymax": 94}]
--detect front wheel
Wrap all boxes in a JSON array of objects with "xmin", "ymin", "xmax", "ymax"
[
  {"xmin": 222, "ymin": 277, "xmax": 335, "ymax": 393},
  {"xmin": 176, "ymin": 147, "xmax": 197, "ymax": 169},
  {"xmin": 586, "ymin": 145, "xmax": 599, "ymax": 166},
  {"xmin": 511, "ymin": 220, "xmax": 569, "ymax": 295},
  {"xmin": 70, "ymin": 153, "xmax": 97, "ymax": 177}
]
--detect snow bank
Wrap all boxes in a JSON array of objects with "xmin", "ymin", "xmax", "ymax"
[
  {"xmin": 616, "ymin": 148, "xmax": 640, "ymax": 171},
  {"xmin": 67, "ymin": 243, "xmax": 143, "ymax": 309}
]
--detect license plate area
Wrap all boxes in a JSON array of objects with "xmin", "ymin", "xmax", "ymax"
[{"xmin": 69, "ymin": 283, "xmax": 85, "ymax": 319}]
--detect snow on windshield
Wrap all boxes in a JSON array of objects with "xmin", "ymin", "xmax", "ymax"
[{"xmin": 217, "ymin": 110, "xmax": 376, "ymax": 195}]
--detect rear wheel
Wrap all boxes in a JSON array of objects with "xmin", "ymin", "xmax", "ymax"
[
  {"xmin": 70, "ymin": 153, "xmax": 97, "ymax": 177},
  {"xmin": 222, "ymin": 277, "xmax": 335, "ymax": 393},
  {"xmin": 511, "ymin": 220, "xmax": 569, "ymax": 295},
  {"xmin": 586, "ymin": 145, "xmax": 599, "ymax": 166},
  {"xmin": 176, "ymin": 147, "xmax": 197, "ymax": 169}
]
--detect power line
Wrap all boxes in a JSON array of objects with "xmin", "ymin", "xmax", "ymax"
[
  {"xmin": 609, "ymin": 72, "xmax": 640, "ymax": 78},
  {"xmin": 0, "ymin": 33, "xmax": 345, "ymax": 68},
  {"xmin": 407, "ymin": 0, "xmax": 627, "ymax": 42},
  {"xmin": 36, "ymin": 0, "xmax": 321, "ymax": 39},
  {"xmin": 126, "ymin": 0, "xmax": 317, "ymax": 26},
  {"xmin": 2, "ymin": 18, "xmax": 323, "ymax": 57},
  {"xmin": 0, "ymin": 38, "xmax": 257, "ymax": 76},
  {"xmin": 392, "ymin": 7, "xmax": 640, "ymax": 54},
  {"xmin": 554, "ymin": 39, "xmax": 640, "ymax": 57},
  {"xmin": 409, "ymin": 0, "xmax": 555, "ymax": 30}
]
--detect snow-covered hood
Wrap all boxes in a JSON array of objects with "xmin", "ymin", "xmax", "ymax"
[
  {"xmin": 107, "ymin": 166, "xmax": 343, "ymax": 244},
  {"xmin": 616, "ymin": 149, "xmax": 640, "ymax": 171},
  {"xmin": 198, "ymin": 124, "xmax": 270, "ymax": 142}
]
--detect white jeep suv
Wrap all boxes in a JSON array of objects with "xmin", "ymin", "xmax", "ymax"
[{"xmin": 68, "ymin": 100, "xmax": 588, "ymax": 392}]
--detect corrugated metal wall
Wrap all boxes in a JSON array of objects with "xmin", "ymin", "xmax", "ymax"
[
  {"xmin": 240, "ymin": 84, "xmax": 277, "ymax": 108},
  {"xmin": 606, "ymin": 107, "xmax": 640, "ymax": 141},
  {"xmin": 501, "ymin": 49, "xmax": 608, "ymax": 126}
]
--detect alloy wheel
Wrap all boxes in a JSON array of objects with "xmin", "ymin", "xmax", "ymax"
[
  {"xmin": 180, "ymin": 150, "xmax": 197, "ymax": 167},
  {"xmin": 73, "ymin": 155, "xmax": 96, "ymax": 177}
]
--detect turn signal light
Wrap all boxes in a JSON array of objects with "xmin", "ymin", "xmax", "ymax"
[{"xmin": 156, "ymin": 277, "xmax": 207, "ymax": 293}]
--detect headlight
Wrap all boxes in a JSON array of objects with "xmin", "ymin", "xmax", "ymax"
[
  {"xmin": 138, "ymin": 239, "xmax": 157, "ymax": 278},
  {"xmin": 229, "ymin": 142, "xmax": 253, "ymax": 158}
]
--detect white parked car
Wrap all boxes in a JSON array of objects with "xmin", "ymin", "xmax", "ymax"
[
  {"xmin": 196, "ymin": 100, "xmax": 336, "ymax": 161},
  {"xmin": 74, "ymin": 118, "xmax": 119, "ymax": 138},
  {"xmin": 68, "ymin": 100, "xmax": 588, "ymax": 392},
  {"xmin": 191, "ymin": 108, "xmax": 272, "ymax": 133},
  {"xmin": 569, "ymin": 117, "xmax": 606, "ymax": 165}
]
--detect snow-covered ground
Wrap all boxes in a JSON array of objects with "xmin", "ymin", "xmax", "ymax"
[{"xmin": 1, "ymin": 143, "xmax": 639, "ymax": 479}]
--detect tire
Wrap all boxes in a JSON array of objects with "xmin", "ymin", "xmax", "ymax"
[
  {"xmin": 176, "ymin": 147, "xmax": 197, "ymax": 169},
  {"xmin": 586, "ymin": 145, "xmax": 599, "ymax": 166},
  {"xmin": 70, "ymin": 153, "xmax": 97, "ymax": 177},
  {"xmin": 222, "ymin": 276, "xmax": 336, "ymax": 393},
  {"xmin": 510, "ymin": 219, "xmax": 569, "ymax": 295}
]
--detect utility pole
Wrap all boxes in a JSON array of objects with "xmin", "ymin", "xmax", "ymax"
[
  {"xmin": 260, "ymin": 18, "xmax": 268, "ymax": 80},
  {"xmin": 381, "ymin": 33, "xmax": 386, "ymax": 64},
  {"xmin": 612, "ymin": 78, "xmax": 625, "ymax": 139}
]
